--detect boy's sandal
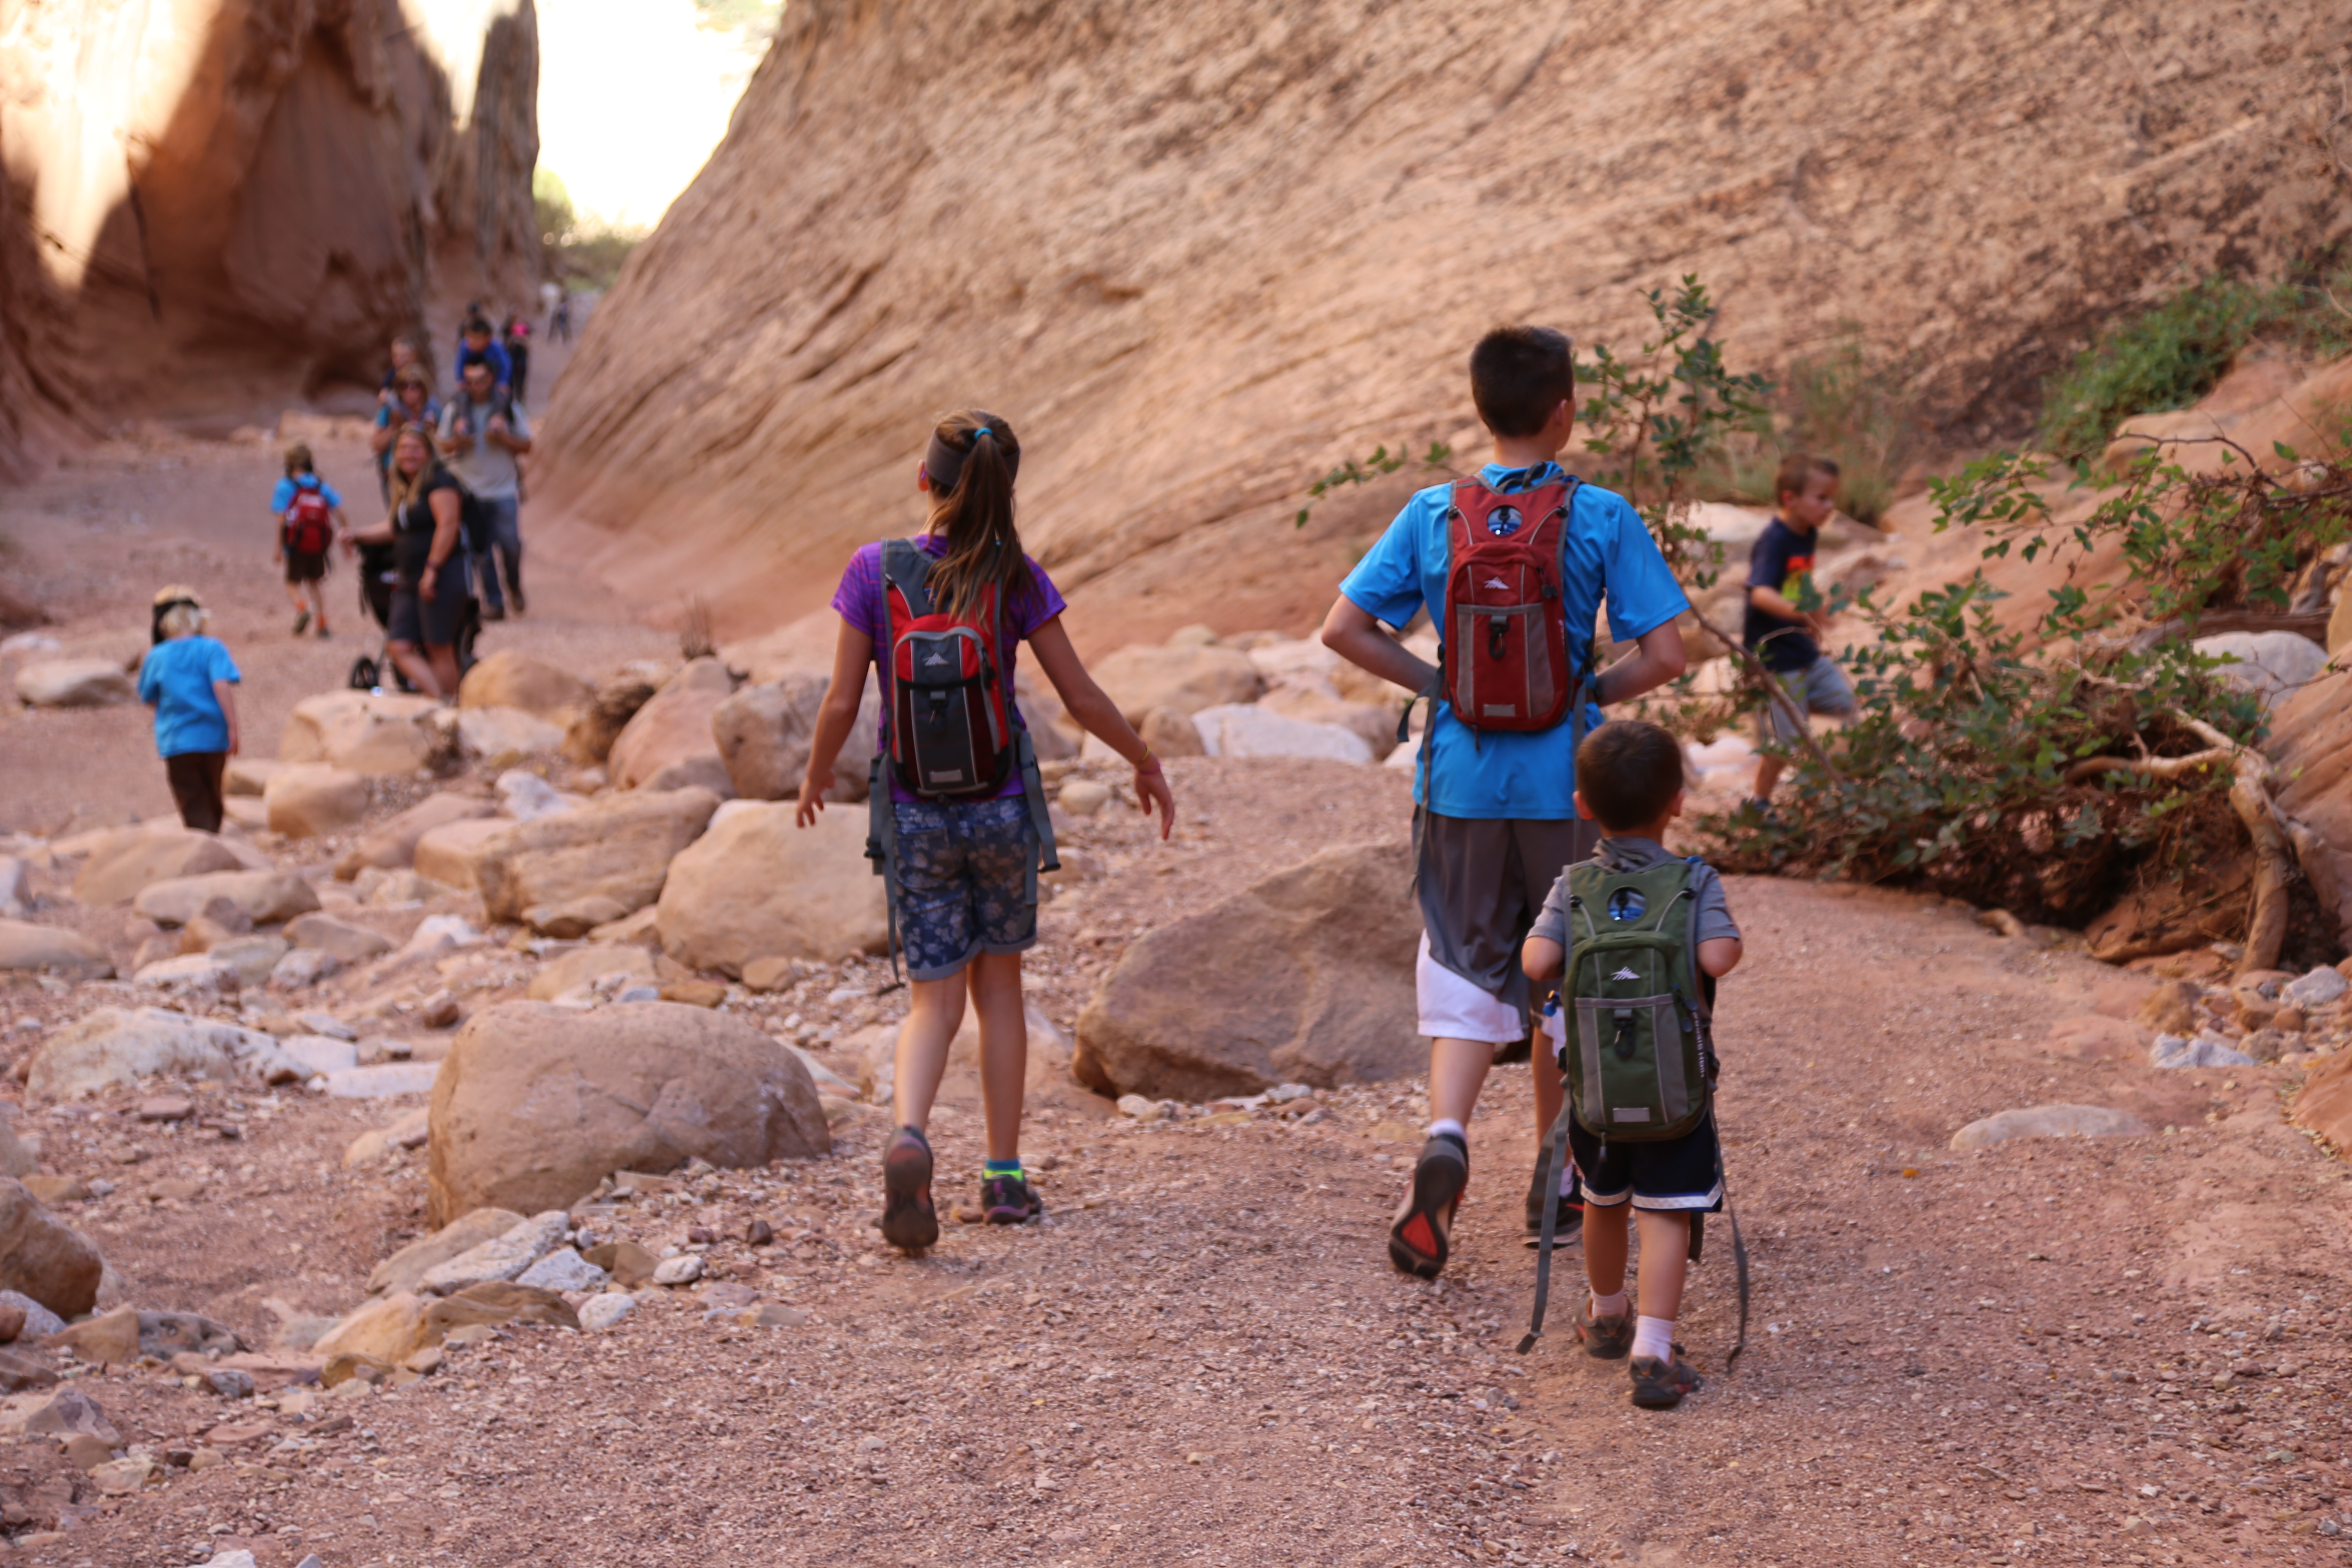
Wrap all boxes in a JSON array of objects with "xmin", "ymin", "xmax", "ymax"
[
  {"xmin": 1387, "ymin": 1134, "xmax": 1467, "ymax": 1280},
  {"xmin": 1628, "ymin": 1347, "xmax": 1704, "ymax": 1409},
  {"xmin": 878, "ymin": 1125, "xmax": 939, "ymax": 1254},
  {"xmin": 1574, "ymin": 1302, "xmax": 1634, "ymax": 1360}
]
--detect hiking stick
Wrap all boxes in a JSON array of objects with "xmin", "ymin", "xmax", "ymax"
[{"xmin": 1678, "ymin": 603, "xmax": 1845, "ymax": 781}]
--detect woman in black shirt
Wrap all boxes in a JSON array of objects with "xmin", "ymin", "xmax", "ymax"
[{"xmin": 362, "ymin": 425, "xmax": 469, "ymax": 698}]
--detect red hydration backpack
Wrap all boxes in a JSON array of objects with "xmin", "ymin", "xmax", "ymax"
[
  {"xmin": 282, "ymin": 485, "xmax": 334, "ymax": 556},
  {"xmin": 880, "ymin": 539, "xmax": 1018, "ymax": 796},
  {"xmin": 1439, "ymin": 475, "xmax": 1583, "ymax": 731}
]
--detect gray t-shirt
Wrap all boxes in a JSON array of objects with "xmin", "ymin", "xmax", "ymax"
[
  {"xmin": 1528, "ymin": 836, "xmax": 1740, "ymax": 950},
  {"xmin": 438, "ymin": 392, "xmax": 532, "ymax": 501}
]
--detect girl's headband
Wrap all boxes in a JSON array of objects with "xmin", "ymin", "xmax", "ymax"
[{"xmin": 923, "ymin": 425, "xmax": 1019, "ymax": 493}]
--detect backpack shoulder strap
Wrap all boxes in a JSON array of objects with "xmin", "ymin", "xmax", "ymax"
[{"xmin": 880, "ymin": 539, "xmax": 934, "ymax": 620}]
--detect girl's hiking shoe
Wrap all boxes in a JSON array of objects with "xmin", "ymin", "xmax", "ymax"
[
  {"xmin": 291, "ymin": 608, "xmax": 310, "ymax": 636},
  {"xmin": 1524, "ymin": 1166, "xmax": 1584, "ymax": 1248},
  {"xmin": 981, "ymin": 1173, "xmax": 1043, "ymax": 1225},
  {"xmin": 1387, "ymin": 1132, "xmax": 1467, "ymax": 1279},
  {"xmin": 879, "ymin": 1125, "xmax": 938, "ymax": 1253},
  {"xmin": 1629, "ymin": 1350, "xmax": 1703, "ymax": 1409},
  {"xmin": 1574, "ymin": 1300, "xmax": 1634, "ymax": 1360}
]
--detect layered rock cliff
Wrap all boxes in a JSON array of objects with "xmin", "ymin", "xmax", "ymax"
[
  {"xmin": 536, "ymin": 0, "xmax": 2352, "ymax": 646},
  {"xmin": 0, "ymin": 0, "xmax": 541, "ymax": 475}
]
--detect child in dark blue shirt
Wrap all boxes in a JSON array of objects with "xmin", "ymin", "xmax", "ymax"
[{"xmin": 1742, "ymin": 453, "xmax": 1855, "ymax": 806}]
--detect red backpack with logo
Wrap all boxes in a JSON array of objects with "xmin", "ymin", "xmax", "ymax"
[
  {"xmin": 1439, "ymin": 475, "xmax": 1583, "ymax": 730},
  {"xmin": 282, "ymin": 485, "xmax": 334, "ymax": 556}
]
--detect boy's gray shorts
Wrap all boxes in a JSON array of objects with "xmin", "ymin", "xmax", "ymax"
[
  {"xmin": 1414, "ymin": 810, "xmax": 1599, "ymax": 1017},
  {"xmin": 1755, "ymin": 656, "xmax": 1856, "ymax": 746}
]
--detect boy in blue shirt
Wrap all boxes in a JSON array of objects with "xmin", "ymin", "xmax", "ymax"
[
  {"xmin": 269, "ymin": 443, "xmax": 347, "ymax": 637},
  {"xmin": 137, "ymin": 587, "xmax": 241, "ymax": 833},
  {"xmin": 1320, "ymin": 325, "xmax": 1690, "ymax": 1279}
]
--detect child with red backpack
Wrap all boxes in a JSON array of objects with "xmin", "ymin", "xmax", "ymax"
[
  {"xmin": 270, "ymin": 442, "xmax": 346, "ymax": 637},
  {"xmin": 1319, "ymin": 325, "xmax": 1691, "ymax": 1280},
  {"xmin": 796, "ymin": 410, "xmax": 1176, "ymax": 1251}
]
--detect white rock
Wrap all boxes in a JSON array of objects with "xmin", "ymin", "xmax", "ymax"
[
  {"xmin": 781, "ymin": 1042, "xmax": 857, "ymax": 1097},
  {"xmin": 401, "ymin": 914, "xmax": 478, "ymax": 959},
  {"xmin": 0, "ymin": 632, "xmax": 59, "ymax": 658},
  {"xmin": 0, "ymin": 1290, "xmax": 65, "ymax": 1339},
  {"xmin": 1193, "ymin": 704, "xmax": 1373, "ymax": 763},
  {"xmin": 28, "ymin": 1006, "xmax": 306, "ymax": 1099},
  {"xmin": 133, "ymin": 952, "xmax": 233, "ymax": 990},
  {"xmin": 15, "ymin": 657, "xmax": 133, "ymax": 708},
  {"xmin": 208, "ymin": 934, "xmax": 290, "ymax": 987},
  {"xmin": 2192, "ymin": 631, "xmax": 2329, "ymax": 711},
  {"xmin": 1116, "ymin": 1093, "xmax": 1170, "ymax": 1121},
  {"xmin": 2150, "ymin": 1033, "xmax": 2256, "ymax": 1070},
  {"xmin": 269, "ymin": 948, "xmax": 342, "ymax": 989},
  {"xmin": 651, "ymin": 1255, "xmax": 704, "ymax": 1286},
  {"xmin": 1949, "ymin": 1103, "xmax": 2150, "ymax": 1148},
  {"xmin": 2284, "ymin": 966, "xmax": 2349, "ymax": 1009},
  {"xmin": 197, "ymin": 1551, "xmax": 260, "ymax": 1568},
  {"xmin": 279, "ymin": 690, "xmax": 443, "ymax": 775},
  {"xmin": 496, "ymin": 769, "xmax": 574, "ymax": 823},
  {"xmin": 299, "ymin": 1011, "xmax": 358, "ymax": 1041},
  {"xmin": 322, "ymin": 1062, "xmax": 440, "ymax": 1098},
  {"xmin": 0, "ymin": 856, "xmax": 27, "ymax": 919},
  {"xmin": 417, "ymin": 1210, "xmax": 573, "ymax": 1294},
  {"xmin": 282, "ymin": 1035, "xmax": 359, "ymax": 1076},
  {"xmin": 578, "ymin": 1292, "xmax": 637, "ymax": 1332},
  {"xmin": 459, "ymin": 708, "xmax": 568, "ymax": 760},
  {"xmin": 514, "ymin": 1246, "xmax": 609, "ymax": 1293}
]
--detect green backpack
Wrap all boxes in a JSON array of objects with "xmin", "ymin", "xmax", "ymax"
[{"xmin": 1559, "ymin": 854, "xmax": 1718, "ymax": 1142}]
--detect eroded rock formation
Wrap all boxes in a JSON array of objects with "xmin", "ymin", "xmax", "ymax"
[
  {"xmin": 0, "ymin": 0, "xmax": 541, "ymax": 475},
  {"xmin": 536, "ymin": 0, "xmax": 2352, "ymax": 647}
]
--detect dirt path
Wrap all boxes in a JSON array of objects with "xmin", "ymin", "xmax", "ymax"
[{"xmin": 3, "ymin": 443, "xmax": 2350, "ymax": 1568}]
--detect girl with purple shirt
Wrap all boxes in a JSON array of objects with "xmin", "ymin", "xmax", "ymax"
[{"xmin": 797, "ymin": 410, "xmax": 1174, "ymax": 1249}]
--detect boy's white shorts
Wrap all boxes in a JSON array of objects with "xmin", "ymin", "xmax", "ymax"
[{"xmin": 1417, "ymin": 933, "xmax": 1567, "ymax": 1051}]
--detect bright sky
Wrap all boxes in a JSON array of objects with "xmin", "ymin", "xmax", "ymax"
[{"xmin": 535, "ymin": 0, "xmax": 762, "ymax": 229}]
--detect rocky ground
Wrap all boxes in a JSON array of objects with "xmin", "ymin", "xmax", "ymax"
[{"xmin": 3, "ymin": 436, "xmax": 2352, "ymax": 1568}]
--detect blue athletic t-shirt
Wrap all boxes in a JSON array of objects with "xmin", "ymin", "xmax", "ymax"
[
  {"xmin": 136, "ymin": 636, "xmax": 240, "ymax": 758},
  {"xmin": 269, "ymin": 473, "xmax": 341, "ymax": 513},
  {"xmin": 1339, "ymin": 463, "xmax": 1689, "ymax": 821}
]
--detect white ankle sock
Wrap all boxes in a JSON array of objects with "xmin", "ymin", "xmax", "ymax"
[
  {"xmin": 1589, "ymin": 1290, "xmax": 1628, "ymax": 1319},
  {"xmin": 1428, "ymin": 1118, "xmax": 1466, "ymax": 1144},
  {"xmin": 1632, "ymin": 1315, "xmax": 1676, "ymax": 1363}
]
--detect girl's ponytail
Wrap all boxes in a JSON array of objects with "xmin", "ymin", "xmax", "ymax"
[{"xmin": 923, "ymin": 410, "xmax": 1027, "ymax": 621}]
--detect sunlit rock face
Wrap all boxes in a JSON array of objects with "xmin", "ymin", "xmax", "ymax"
[
  {"xmin": 534, "ymin": 0, "xmax": 2351, "ymax": 648},
  {"xmin": 0, "ymin": 0, "xmax": 540, "ymax": 472}
]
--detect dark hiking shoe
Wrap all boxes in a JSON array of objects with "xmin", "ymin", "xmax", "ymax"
[
  {"xmin": 481, "ymin": 604, "xmax": 507, "ymax": 622},
  {"xmin": 291, "ymin": 608, "xmax": 310, "ymax": 636},
  {"xmin": 1629, "ymin": 1351, "xmax": 1703, "ymax": 1409},
  {"xmin": 980, "ymin": 1173, "xmax": 1043, "ymax": 1225},
  {"xmin": 315, "ymin": 619, "xmax": 331, "ymax": 639},
  {"xmin": 878, "ymin": 1125, "xmax": 937, "ymax": 1253},
  {"xmin": 1387, "ymin": 1133, "xmax": 1467, "ymax": 1280},
  {"xmin": 509, "ymin": 585, "xmax": 527, "ymax": 615},
  {"xmin": 1574, "ymin": 1301, "xmax": 1634, "ymax": 1360},
  {"xmin": 1524, "ymin": 1165, "xmax": 1583, "ymax": 1248}
]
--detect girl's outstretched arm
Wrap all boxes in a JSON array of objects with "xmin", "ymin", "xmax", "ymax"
[
  {"xmin": 1028, "ymin": 616, "xmax": 1174, "ymax": 840},
  {"xmin": 796, "ymin": 617, "xmax": 876, "ymax": 827}
]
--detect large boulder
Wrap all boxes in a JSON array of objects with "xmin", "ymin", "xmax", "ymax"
[
  {"xmin": 455, "ymin": 706, "xmax": 568, "ymax": 760},
  {"xmin": 1090, "ymin": 643, "xmax": 1262, "ymax": 726},
  {"xmin": 562, "ymin": 667, "xmax": 665, "ymax": 766},
  {"xmin": 2268, "ymin": 666, "xmax": 2352, "ymax": 953},
  {"xmin": 334, "ymin": 791, "xmax": 495, "ymax": 879},
  {"xmin": 472, "ymin": 788, "xmax": 720, "ymax": 925},
  {"xmin": 1192, "ymin": 703, "xmax": 1375, "ymax": 764},
  {"xmin": 413, "ymin": 818, "xmax": 516, "ymax": 891},
  {"xmin": 2192, "ymin": 630, "xmax": 2328, "ymax": 711},
  {"xmin": 1258, "ymin": 679, "xmax": 1398, "ymax": 759},
  {"xmin": 0, "ymin": 920, "xmax": 112, "ymax": 979},
  {"xmin": 2291, "ymin": 1047, "xmax": 2352, "ymax": 1158},
  {"xmin": 1949, "ymin": 1104, "xmax": 2150, "ymax": 1149},
  {"xmin": 456, "ymin": 650, "xmax": 592, "ymax": 723},
  {"xmin": 711, "ymin": 672, "xmax": 878, "ymax": 802},
  {"xmin": 132, "ymin": 870, "xmax": 319, "ymax": 928},
  {"xmin": 279, "ymin": 690, "xmax": 444, "ymax": 775},
  {"xmin": 655, "ymin": 805, "xmax": 888, "ymax": 976},
  {"xmin": 1074, "ymin": 842, "xmax": 1420, "ymax": 1099},
  {"xmin": 0, "ymin": 1181, "xmax": 102, "ymax": 1319},
  {"xmin": 28, "ymin": 1007, "xmax": 308, "ymax": 1099},
  {"xmin": 608, "ymin": 658, "xmax": 733, "ymax": 791},
  {"xmin": 14, "ymin": 658, "xmax": 131, "ymax": 708},
  {"xmin": 263, "ymin": 764, "xmax": 369, "ymax": 839},
  {"xmin": 426, "ymin": 1001, "xmax": 830, "ymax": 1225},
  {"xmin": 72, "ymin": 828, "xmax": 243, "ymax": 905}
]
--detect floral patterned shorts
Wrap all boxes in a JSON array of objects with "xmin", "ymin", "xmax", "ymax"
[{"xmin": 891, "ymin": 795, "xmax": 1038, "ymax": 981}]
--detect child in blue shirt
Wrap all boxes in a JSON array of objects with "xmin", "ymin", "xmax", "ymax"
[
  {"xmin": 269, "ymin": 443, "xmax": 347, "ymax": 638},
  {"xmin": 137, "ymin": 587, "xmax": 241, "ymax": 833},
  {"xmin": 1320, "ymin": 325, "xmax": 1690, "ymax": 1279}
]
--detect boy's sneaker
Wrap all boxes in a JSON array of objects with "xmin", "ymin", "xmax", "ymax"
[
  {"xmin": 1629, "ymin": 1350, "xmax": 1703, "ymax": 1409},
  {"xmin": 1523, "ymin": 1165, "xmax": 1583, "ymax": 1248},
  {"xmin": 291, "ymin": 609, "xmax": 310, "ymax": 636},
  {"xmin": 1574, "ymin": 1300, "xmax": 1634, "ymax": 1360},
  {"xmin": 980, "ymin": 1173, "xmax": 1042, "ymax": 1225},
  {"xmin": 1387, "ymin": 1132, "xmax": 1467, "ymax": 1280},
  {"xmin": 878, "ymin": 1125, "xmax": 938, "ymax": 1253}
]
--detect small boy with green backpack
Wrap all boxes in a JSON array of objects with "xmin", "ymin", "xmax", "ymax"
[{"xmin": 1520, "ymin": 719, "xmax": 1743, "ymax": 1409}]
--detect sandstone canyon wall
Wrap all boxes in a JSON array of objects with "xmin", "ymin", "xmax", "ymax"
[
  {"xmin": 0, "ymin": 0, "xmax": 541, "ymax": 477},
  {"xmin": 536, "ymin": 0, "xmax": 2352, "ymax": 648}
]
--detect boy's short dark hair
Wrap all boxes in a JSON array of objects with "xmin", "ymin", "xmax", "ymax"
[
  {"xmin": 1469, "ymin": 326, "xmax": 1575, "ymax": 438},
  {"xmin": 1576, "ymin": 720, "xmax": 1687, "ymax": 834},
  {"xmin": 1775, "ymin": 452, "xmax": 1840, "ymax": 505},
  {"xmin": 463, "ymin": 316, "xmax": 493, "ymax": 338}
]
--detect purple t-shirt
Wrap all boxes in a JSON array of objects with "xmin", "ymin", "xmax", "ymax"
[{"xmin": 832, "ymin": 535, "xmax": 1068, "ymax": 802}]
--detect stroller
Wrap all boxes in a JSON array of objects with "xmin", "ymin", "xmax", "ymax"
[{"xmin": 346, "ymin": 540, "xmax": 481, "ymax": 693}]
